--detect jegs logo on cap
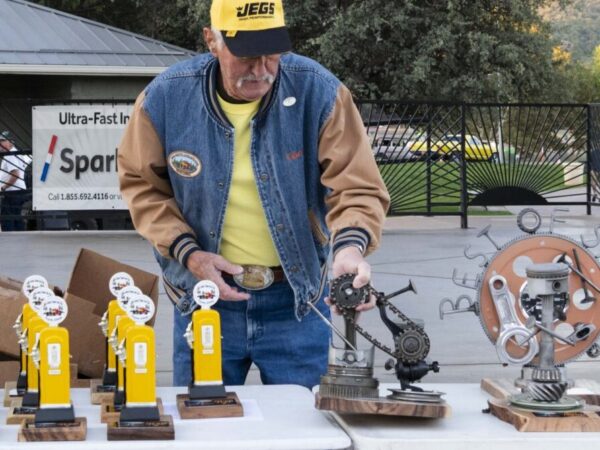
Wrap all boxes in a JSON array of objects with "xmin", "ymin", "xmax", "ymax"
[
  {"xmin": 127, "ymin": 295, "xmax": 155, "ymax": 325},
  {"xmin": 117, "ymin": 285, "xmax": 142, "ymax": 311},
  {"xmin": 40, "ymin": 296, "xmax": 68, "ymax": 326},
  {"xmin": 236, "ymin": 2, "xmax": 275, "ymax": 18},
  {"xmin": 29, "ymin": 287, "xmax": 55, "ymax": 314},
  {"xmin": 109, "ymin": 272, "xmax": 134, "ymax": 297},
  {"xmin": 22, "ymin": 275, "xmax": 48, "ymax": 298}
]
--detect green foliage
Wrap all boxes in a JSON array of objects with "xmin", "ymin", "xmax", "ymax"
[
  {"xmin": 31, "ymin": 0, "xmax": 598, "ymax": 103},
  {"xmin": 542, "ymin": 0, "xmax": 600, "ymax": 62}
]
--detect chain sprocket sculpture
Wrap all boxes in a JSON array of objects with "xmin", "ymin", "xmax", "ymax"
[{"xmin": 316, "ymin": 274, "xmax": 443, "ymax": 407}]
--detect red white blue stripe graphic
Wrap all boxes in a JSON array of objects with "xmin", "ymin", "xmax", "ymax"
[{"xmin": 40, "ymin": 134, "xmax": 58, "ymax": 182}]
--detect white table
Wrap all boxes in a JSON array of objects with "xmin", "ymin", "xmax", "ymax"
[
  {"xmin": 327, "ymin": 383, "xmax": 600, "ymax": 450},
  {"xmin": 0, "ymin": 385, "xmax": 351, "ymax": 449}
]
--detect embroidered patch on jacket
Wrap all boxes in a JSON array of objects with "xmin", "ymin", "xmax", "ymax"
[
  {"xmin": 168, "ymin": 151, "xmax": 201, "ymax": 177},
  {"xmin": 287, "ymin": 149, "xmax": 304, "ymax": 161}
]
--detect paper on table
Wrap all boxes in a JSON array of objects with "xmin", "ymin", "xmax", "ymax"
[{"xmin": 163, "ymin": 398, "xmax": 264, "ymax": 422}]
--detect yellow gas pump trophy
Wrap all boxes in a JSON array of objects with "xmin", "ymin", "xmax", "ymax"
[
  {"xmin": 91, "ymin": 272, "xmax": 137, "ymax": 403},
  {"xmin": 8, "ymin": 275, "xmax": 48, "ymax": 398},
  {"xmin": 176, "ymin": 280, "xmax": 243, "ymax": 419},
  {"xmin": 6, "ymin": 277, "xmax": 53, "ymax": 423},
  {"xmin": 19, "ymin": 295, "xmax": 87, "ymax": 442},
  {"xmin": 100, "ymin": 305, "xmax": 134, "ymax": 423},
  {"xmin": 107, "ymin": 294, "xmax": 174, "ymax": 440}
]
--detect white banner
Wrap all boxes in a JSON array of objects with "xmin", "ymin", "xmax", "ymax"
[{"xmin": 32, "ymin": 104, "xmax": 132, "ymax": 210}]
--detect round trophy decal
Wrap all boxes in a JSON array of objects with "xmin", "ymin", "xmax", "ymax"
[
  {"xmin": 127, "ymin": 295, "xmax": 155, "ymax": 325},
  {"xmin": 40, "ymin": 296, "xmax": 68, "ymax": 326},
  {"xmin": 117, "ymin": 285, "xmax": 142, "ymax": 311},
  {"xmin": 109, "ymin": 272, "xmax": 134, "ymax": 297},
  {"xmin": 29, "ymin": 287, "xmax": 55, "ymax": 313},
  {"xmin": 192, "ymin": 280, "xmax": 220, "ymax": 308},
  {"xmin": 22, "ymin": 275, "xmax": 48, "ymax": 298}
]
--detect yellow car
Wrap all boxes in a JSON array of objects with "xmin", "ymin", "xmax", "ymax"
[{"xmin": 405, "ymin": 134, "xmax": 498, "ymax": 161}]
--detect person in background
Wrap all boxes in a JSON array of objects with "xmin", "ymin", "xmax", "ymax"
[{"xmin": 0, "ymin": 130, "xmax": 27, "ymax": 231}]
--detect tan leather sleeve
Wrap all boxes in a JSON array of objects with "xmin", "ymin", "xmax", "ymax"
[
  {"xmin": 118, "ymin": 92, "xmax": 197, "ymax": 258},
  {"xmin": 318, "ymin": 85, "xmax": 390, "ymax": 254}
]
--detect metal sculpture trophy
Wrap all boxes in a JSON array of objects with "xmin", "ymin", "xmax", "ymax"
[
  {"xmin": 177, "ymin": 280, "xmax": 244, "ymax": 419},
  {"xmin": 106, "ymin": 294, "xmax": 174, "ymax": 440},
  {"xmin": 315, "ymin": 274, "xmax": 450, "ymax": 418},
  {"xmin": 92, "ymin": 272, "xmax": 138, "ymax": 404},
  {"xmin": 439, "ymin": 208, "xmax": 600, "ymax": 431},
  {"xmin": 18, "ymin": 295, "xmax": 87, "ymax": 441}
]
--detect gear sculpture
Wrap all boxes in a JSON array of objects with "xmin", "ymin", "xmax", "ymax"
[{"xmin": 440, "ymin": 208, "xmax": 600, "ymax": 412}]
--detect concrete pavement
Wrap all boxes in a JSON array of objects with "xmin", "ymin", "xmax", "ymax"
[{"xmin": 1, "ymin": 207, "xmax": 599, "ymax": 386}]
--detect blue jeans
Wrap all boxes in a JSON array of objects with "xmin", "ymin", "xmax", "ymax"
[{"xmin": 173, "ymin": 281, "xmax": 331, "ymax": 389}]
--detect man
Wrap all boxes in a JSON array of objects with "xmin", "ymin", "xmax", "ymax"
[
  {"xmin": 118, "ymin": 0, "xmax": 389, "ymax": 388},
  {"xmin": 0, "ymin": 130, "xmax": 28, "ymax": 231}
]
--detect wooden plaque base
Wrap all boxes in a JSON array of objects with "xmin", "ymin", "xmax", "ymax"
[
  {"xmin": 18, "ymin": 417, "xmax": 87, "ymax": 442},
  {"xmin": 3, "ymin": 381, "xmax": 21, "ymax": 407},
  {"xmin": 100, "ymin": 398, "xmax": 164, "ymax": 424},
  {"xmin": 176, "ymin": 392, "xmax": 244, "ymax": 419},
  {"xmin": 6, "ymin": 400, "xmax": 36, "ymax": 425},
  {"xmin": 315, "ymin": 393, "xmax": 451, "ymax": 418},
  {"xmin": 488, "ymin": 397, "xmax": 600, "ymax": 432},
  {"xmin": 107, "ymin": 415, "xmax": 174, "ymax": 440},
  {"xmin": 90, "ymin": 379, "xmax": 115, "ymax": 405},
  {"xmin": 482, "ymin": 378, "xmax": 600, "ymax": 432}
]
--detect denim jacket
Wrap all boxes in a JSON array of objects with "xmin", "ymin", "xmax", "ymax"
[{"xmin": 118, "ymin": 53, "xmax": 389, "ymax": 318}]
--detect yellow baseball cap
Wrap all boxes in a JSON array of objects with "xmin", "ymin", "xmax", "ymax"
[{"xmin": 211, "ymin": 0, "xmax": 292, "ymax": 57}]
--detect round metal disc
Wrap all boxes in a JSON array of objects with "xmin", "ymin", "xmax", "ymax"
[
  {"xmin": 477, "ymin": 233, "xmax": 600, "ymax": 364},
  {"xmin": 387, "ymin": 388, "xmax": 445, "ymax": 404},
  {"xmin": 509, "ymin": 393, "xmax": 583, "ymax": 412}
]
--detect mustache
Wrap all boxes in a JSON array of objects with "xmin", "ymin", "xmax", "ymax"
[{"xmin": 236, "ymin": 74, "xmax": 275, "ymax": 89}]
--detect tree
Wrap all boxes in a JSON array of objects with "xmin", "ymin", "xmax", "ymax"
[{"xmin": 35, "ymin": 0, "xmax": 580, "ymax": 103}]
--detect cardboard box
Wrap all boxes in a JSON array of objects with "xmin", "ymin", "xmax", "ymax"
[
  {"xmin": 62, "ymin": 248, "xmax": 159, "ymax": 377},
  {"xmin": 0, "ymin": 248, "xmax": 159, "ymax": 378},
  {"xmin": 0, "ymin": 360, "xmax": 20, "ymax": 386},
  {"xmin": 0, "ymin": 286, "xmax": 26, "ymax": 357}
]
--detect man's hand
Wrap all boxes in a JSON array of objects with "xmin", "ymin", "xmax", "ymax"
[
  {"xmin": 186, "ymin": 250, "xmax": 250, "ymax": 301},
  {"xmin": 327, "ymin": 245, "xmax": 376, "ymax": 313}
]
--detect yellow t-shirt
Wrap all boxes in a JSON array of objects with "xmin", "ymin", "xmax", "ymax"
[{"xmin": 217, "ymin": 95, "xmax": 280, "ymax": 266}]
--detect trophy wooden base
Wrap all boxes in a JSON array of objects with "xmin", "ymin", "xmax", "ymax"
[
  {"xmin": 90, "ymin": 378, "xmax": 115, "ymax": 405},
  {"xmin": 3, "ymin": 381, "xmax": 21, "ymax": 407},
  {"xmin": 100, "ymin": 398, "xmax": 164, "ymax": 424},
  {"xmin": 18, "ymin": 417, "xmax": 87, "ymax": 442},
  {"xmin": 488, "ymin": 397, "xmax": 600, "ymax": 432},
  {"xmin": 482, "ymin": 378, "xmax": 600, "ymax": 432},
  {"xmin": 107, "ymin": 415, "xmax": 175, "ymax": 440},
  {"xmin": 6, "ymin": 398, "xmax": 36, "ymax": 425},
  {"xmin": 176, "ymin": 392, "xmax": 244, "ymax": 419},
  {"xmin": 315, "ymin": 393, "xmax": 451, "ymax": 418}
]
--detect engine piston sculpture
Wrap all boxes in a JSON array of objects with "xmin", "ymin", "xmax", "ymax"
[
  {"xmin": 439, "ymin": 208, "xmax": 600, "ymax": 431},
  {"xmin": 315, "ymin": 274, "xmax": 450, "ymax": 418}
]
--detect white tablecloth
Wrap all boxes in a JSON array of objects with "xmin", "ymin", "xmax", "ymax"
[
  {"xmin": 0, "ymin": 385, "xmax": 351, "ymax": 449},
  {"xmin": 328, "ymin": 383, "xmax": 600, "ymax": 450}
]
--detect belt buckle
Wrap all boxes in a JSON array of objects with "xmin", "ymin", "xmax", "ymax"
[{"xmin": 233, "ymin": 265, "xmax": 274, "ymax": 291}]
